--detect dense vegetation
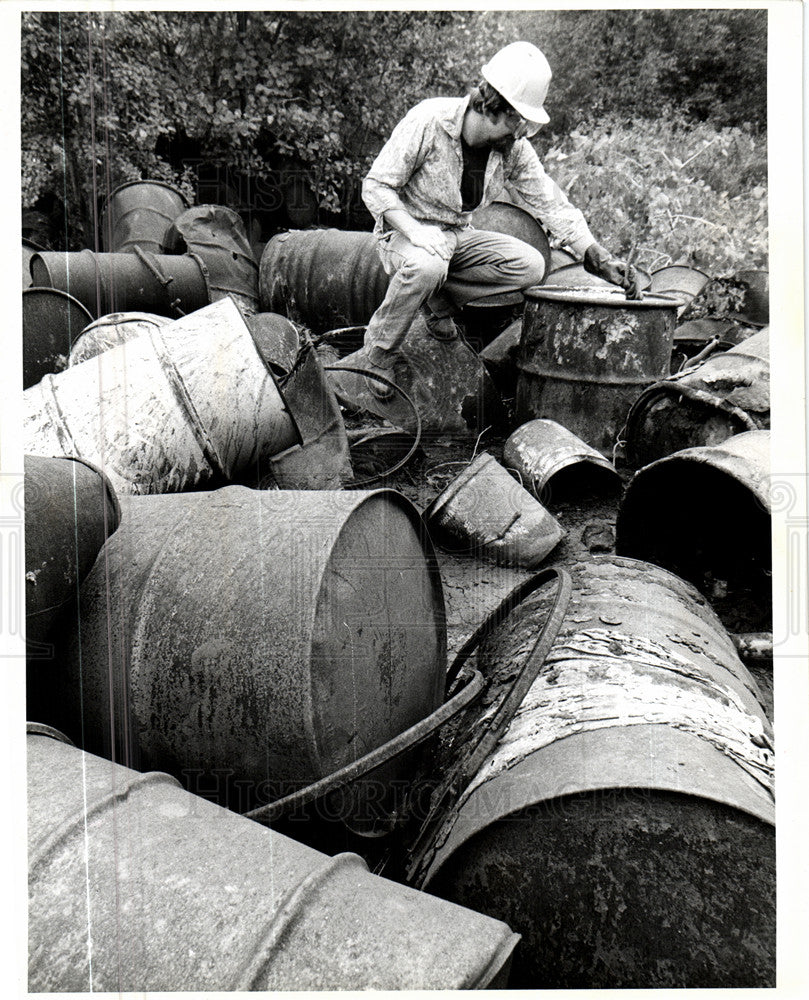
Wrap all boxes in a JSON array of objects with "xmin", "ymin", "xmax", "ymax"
[{"xmin": 21, "ymin": 9, "xmax": 767, "ymax": 272}]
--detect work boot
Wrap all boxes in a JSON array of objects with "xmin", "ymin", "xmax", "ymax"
[
  {"xmin": 421, "ymin": 304, "xmax": 459, "ymax": 342},
  {"xmin": 362, "ymin": 351, "xmax": 400, "ymax": 402}
]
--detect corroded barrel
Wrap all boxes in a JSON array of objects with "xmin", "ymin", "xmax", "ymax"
[
  {"xmin": 164, "ymin": 205, "xmax": 259, "ymax": 313},
  {"xmin": 30, "ymin": 248, "xmax": 210, "ymax": 319},
  {"xmin": 625, "ymin": 329, "xmax": 770, "ymax": 467},
  {"xmin": 516, "ymin": 287, "xmax": 678, "ymax": 456},
  {"xmin": 28, "ymin": 726, "xmax": 518, "ymax": 991},
  {"xmin": 24, "ymin": 298, "xmax": 300, "ymax": 494},
  {"xmin": 24, "ymin": 455, "xmax": 120, "ymax": 652},
  {"xmin": 260, "ymin": 229, "xmax": 390, "ymax": 333},
  {"xmin": 616, "ymin": 430, "xmax": 772, "ymax": 631},
  {"xmin": 100, "ymin": 179, "xmax": 189, "ymax": 254},
  {"xmin": 420, "ymin": 556, "xmax": 774, "ymax": 988},
  {"xmin": 58, "ymin": 487, "xmax": 447, "ymax": 817},
  {"xmin": 470, "ymin": 199, "xmax": 551, "ymax": 277},
  {"xmin": 22, "ymin": 287, "xmax": 93, "ymax": 388},
  {"xmin": 68, "ymin": 311, "xmax": 171, "ymax": 366}
]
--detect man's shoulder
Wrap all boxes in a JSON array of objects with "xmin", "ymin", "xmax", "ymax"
[{"xmin": 404, "ymin": 96, "xmax": 465, "ymax": 122}]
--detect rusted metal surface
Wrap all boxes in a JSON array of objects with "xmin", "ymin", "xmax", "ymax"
[
  {"xmin": 30, "ymin": 248, "xmax": 210, "ymax": 319},
  {"xmin": 328, "ymin": 313, "xmax": 505, "ymax": 437},
  {"xmin": 24, "ymin": 298, "xmax": 299, "ymax": 494},
  {"xmin": 516, "ymin": 286, "xmax": 678, "ymax": 456},
  {"xmin": 503, "ymin": 418, "xmax": 620, "ymax": 502},
  {"xmin": 479, "ymin": 317, "xmax": 521, "ymax": 396},
  {"xmin": 24, "ymin": 454, "xmax": 120, "ymax": 651},
  {"xmin": 420, "ymin": 555, "xmax": 774, "ymax": 988},
  {"xmin": 164, "ymin": 205, "xmax": 259, "ymax": 313},
  {"xmin": 616, "ymin": 430, "xmax": 772, "ymax": 630},
  {"xmin": 58, "ymin": 487, "xmax": 447, "ymax": 818},
  {"xmin": 625, "ymin": 328, "xmax": 769, "ymax": 466},
  {"xmin": 424, "ymin": 453, "xmax": 565, "ymax": 568},
  {"xmin": 245, "ymin": 311, "xmax": 302, "ymax": 375},
  {"xmin": 100, "ymin": 179, "xmax": 189, "ymax": 254},
  {"xmin": 68, "ymin": 311, "xmax": 171, "ymax": 366},
  {"xmin": 539, "ymin": 262, "xmax": 652, "ymax": 291},
  {"xmin": 28, "ymin": 728, "xmax": 519, "ymax": 991},
  {"xmin": 649, "ymin": 263, "xmax": 711, "ymax": 315},
  {"xmin": 260, "ymin": 229, "xmax": 390, "ymax": 333},
  {"xmin": 470, "ymin": 198, "xmax": 551, "ymax": 277},
  {"xmin": 254, "ymin": 341, "xmax": 354, "ymax": 490},
  {"xmin": 22, "ymin": 287, "xmax": 94, "ymax": 388}
]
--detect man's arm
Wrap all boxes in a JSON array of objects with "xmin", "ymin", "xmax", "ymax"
[
  {"xmin": 361, "ymin": 106, "xmax": 451, "ymax": 259},
  {"xmin": 506, "ymin": 140, "xmax": 642, "ymax": 297}
]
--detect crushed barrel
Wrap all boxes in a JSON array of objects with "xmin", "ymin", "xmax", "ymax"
[
  {"xmin": 24, "ymin": 298, "xmax": 300, "ymax": 494},
  {"xmin": 100, "ymin": 179, "xmax": 189, "ymax": 254},
  {"xmin": 625, "ymin": 328, "xmax": 769, "ymax": 466},
  {"xmin": 22, "ymin": 287, "xmax": 93, "ymax": 388}
]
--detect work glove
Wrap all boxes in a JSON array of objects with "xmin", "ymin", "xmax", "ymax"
[{"xmin": 583, "ymin": 243, "xmax": 643, "ymax": 299}]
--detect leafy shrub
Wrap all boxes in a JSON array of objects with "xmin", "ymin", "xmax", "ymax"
[{"xmin": 539, "ymin": 114, "xmax": 767, "ymax": 275}]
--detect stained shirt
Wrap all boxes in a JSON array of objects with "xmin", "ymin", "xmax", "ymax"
[{"xmin": 362, "ymin": 95, "xmax": 595, "ymax": 256}]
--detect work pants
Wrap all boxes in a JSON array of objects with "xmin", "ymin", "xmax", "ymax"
[{"xmin": 364, "ymin": 227, "xmax": 546, "ymax": 367}]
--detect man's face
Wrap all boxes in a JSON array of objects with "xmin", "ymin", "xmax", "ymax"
[{"xmin": 484, "ymin": 107, "xmax": 541, "ymax": 149}]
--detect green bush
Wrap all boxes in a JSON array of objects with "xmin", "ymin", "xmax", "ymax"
[{"xmin": 539, "ymin": 115, "xmax": 767, "ymax": 275}]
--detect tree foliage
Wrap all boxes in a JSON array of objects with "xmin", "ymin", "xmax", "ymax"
[{"xmin": 22, "ymin": 9, "xmax": 767, "ymax": 254}]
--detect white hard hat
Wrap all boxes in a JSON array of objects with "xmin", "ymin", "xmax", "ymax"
[{"xmin": 481, "ymin": 41, "xmax": 552, "ymax": 125}]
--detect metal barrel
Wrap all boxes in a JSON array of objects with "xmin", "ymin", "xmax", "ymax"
[
  {"xmin": 24, "ymin": 298, "xmax": 300, "ymax": 495},
  {"xmin": 22, "ymin": 287, "xmax": 94, "ymax": 388},
  {"xmin": 516, "ymin": 286, "xmax": 678, "ymax": 456},
  {"xmin": 424, "ymin": 452, "xmax": 565, "ymax": 567},
  {"xmin": 100, "ymin": 179, "xmax": 189, "ymax": 254},
  {"xmin": 540, "ymin": 261, "xmax": 652, "ymax": 291},
  {"xmin": 616, "ymin": 430, "xmax": 772, "ymax": 630},
  {"xmin": 421, "ymin": 555, "xmax": 774, "ymax": 988},
  {"xmin": 23, "ymin": 237, "xmax": 45, "ymax": 289},
  {"xmin": 30, "ymin": 248, "xmax": 210, "ymax": 319},
  {"xmin": 327, "ymin": 312, "xmax": 505, "ymax": 437},
  {"xmin": 68, "ymin": 311, "xmax": 171, "ymax": 365},
  {"xmin": 503, "ymin": 418, "xmax": 621, "ymax": 503},
  {"xmin": 624, "ymin": 328, "xmax": 769, "ymax": 467},
  {"xmin": 648, "ymin": 263, "xmax": 711, "ymax": 316},
  {"xmin": 729, "ymin": 269, "xmax": 769, "ymax": 325},
  {"xmin": 27, "ymin": 727, "xmax": 519, "ymax": 992},
  {"xmin": 470, "ymin": 198, "xmax": 552, "ymax": 278},
  {"xmin": 57, "ymin": 486, "xmax": 447, "ymax": 817},
  {"xmin": 163, "ymin": 205, "xmax": 259, "ymax": 313},
  {"xmin": 24, "ymin": 454, "xmax": 120, "ymax": 652},
  {"xmin": 259, "ymin": 229, "xmax": 390, "ymax": 333}
]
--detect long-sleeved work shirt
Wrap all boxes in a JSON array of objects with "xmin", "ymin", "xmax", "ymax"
[{"xmin": 362, "ymin": 95, "xmax": 595, "ymax": 257}]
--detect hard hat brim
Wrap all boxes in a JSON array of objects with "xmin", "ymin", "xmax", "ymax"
[{"xmin": 509, "ymin": 97, "xmax": 550, "ymax": 126}]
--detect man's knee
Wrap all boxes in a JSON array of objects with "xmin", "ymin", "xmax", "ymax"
[
  {"xmin": 399, "ymin": 248, "xmax": 449, "ymax": 291},
  {"xmin": 520, "ymin": 248, "xmax": 546, "ymax": 288}
]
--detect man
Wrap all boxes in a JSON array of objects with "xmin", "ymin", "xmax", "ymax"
[{"xmin": 359, "ymin": 41, "xmax": 641, "ymax": 397}]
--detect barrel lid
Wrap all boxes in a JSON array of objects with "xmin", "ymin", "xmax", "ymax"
[
  {"xmin": 423, "ymin": 453, "xmax": 499, "ymax": 523},
  {"xmin": 525, "ymin": 285, "xmax": 683, "ymax": 309}
]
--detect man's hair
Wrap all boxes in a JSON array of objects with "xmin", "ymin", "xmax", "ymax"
[{"xmin": 469, "ymin": 80, "xmax": 513, "ymax": 119}]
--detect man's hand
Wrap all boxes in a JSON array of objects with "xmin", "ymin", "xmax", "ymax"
[
  {"xmin": 406, "ymin": 222, "xmax": 453, "ymax": 260},
  {"xmin": 583, "ymin": 242, "xmax": 643, "ymax": 299}
]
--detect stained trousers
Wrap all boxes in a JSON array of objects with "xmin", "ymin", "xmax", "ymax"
[{"xmin": 364, "ymin": 227, "xmax": 546, "ymax": 367}]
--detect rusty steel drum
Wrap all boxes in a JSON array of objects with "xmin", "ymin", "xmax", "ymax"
[
  {"xmin": 24, "ymin": 298, "xmax": 300, "ymax": 495},
  {"xmin": 616, "ymin": 430, "xmax": 772, "ymax": 631},
  {"xmin": 649, "ymin": 263, "xmax": 711, "ymax": 316},
  {"xmin": 22, "ymin": 287, "xmax": 94, "ymax": 389},
  {"xmin": 541, "ymin": 262, "xmax": 652, "ymax": 291},
  {"xmin": 516, "ymin": 286, "xmax": 678, "ymax": 456},
  {"xmin": 625, "ymin": 328, "xmax": 769, "ymax": 467},
  {"xmin": 24, "ymin": 454, "xmax": 120, "ymax": 652},
  {"xmin": 58, "ymin": 487, "xmax": 447, "ymax": 818},
  {"xmin": 68, "ymin": 311, "xmax": 172, "ymax": 366},
  {"xmin": 470, "ymin": 199, "xmax": 552, "ymax": 279},
  {"xmin": 164, "ymin": 205, "xmax": 259, "ymax": 313},
  {"xmin": 27, "ymin": 727, "xmax": 518, "ymax": 991},
  {"xmin": 259, "ymin": 229, "xmax": 390, "ymax": 333},
  {"xmin": 421, "ymin": 555, "xmax": 774, "ymax": 988},
  {"xmin": 100, "ymin": 179, "xmax": 189, "ymax": 254},
  {"xmin": 424, "ymin": 453, "xmax": 565, "ymax": 567},
  {"xmin": 30, "ymin": 248, "xmax": 210, "ymax": 319},
  {"xmin": 328, "ymin": 313, "xmax": 505, "ymax": 438},
  {"xmin": 503, "ymin": 418, "xmax": 621, "ymax": 503}
]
